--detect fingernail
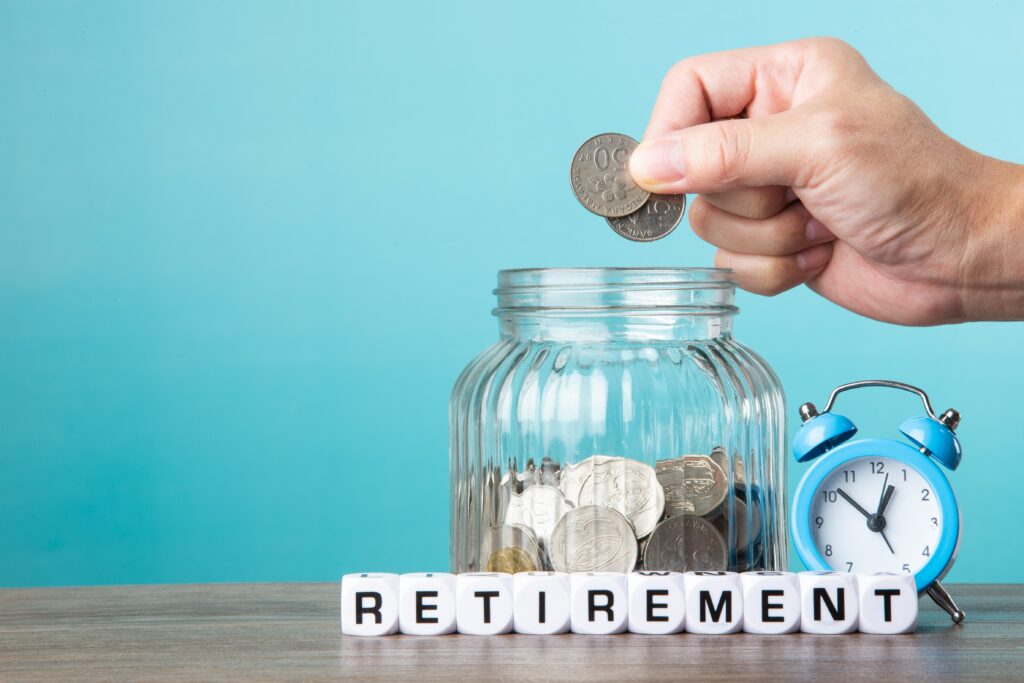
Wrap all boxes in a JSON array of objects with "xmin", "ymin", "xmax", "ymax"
[
  {"xmin": 805, "ymin": 217, "xmax": 833, "ymax": 242},
  {"xmin": 796, "ymin": 243, "xmax": 832, "ymax": 272},
  {"xmin": 630, "ymin": 137, "xmax": 686, "ymax": 186}
]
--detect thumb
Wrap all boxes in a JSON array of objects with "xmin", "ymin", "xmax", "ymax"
[{"xmin": 629, "ymin": 111, "xmax": 811, "ymax": 194}]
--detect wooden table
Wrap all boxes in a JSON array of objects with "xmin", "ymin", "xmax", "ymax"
[{"xmin": 1, "ymin": 583, "xmax": 1020, "ymax": 681}]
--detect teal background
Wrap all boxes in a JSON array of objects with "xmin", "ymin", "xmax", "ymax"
[{"xmin": 1, "ymin": 0, "xmax": 1022, "ymax": 587}]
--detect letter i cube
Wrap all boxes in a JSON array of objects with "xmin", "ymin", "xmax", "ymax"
[
  {"xmin": 398, "ymin": 572, "xmax": 457, "ymax": 635},
  {"xmin": 856, "ymin": 573, "xmax": 918, "ymax": 634},
  {"xmin": 684, "ymin": 571, "xmax": 743, "ymax": 634},
  {"xmin": 799, "ymin": 571, "xmax": 859, "ymax": 634},
  {"xmin": 341, "ymin": 573, "xmax": 399, "ymax": 636},
  {"xmin": 513, "ymin": 572, "xmax": 571, "ymax": 634}
]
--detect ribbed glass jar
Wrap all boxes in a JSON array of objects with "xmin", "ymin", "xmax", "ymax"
[{"xmin": 449, "ymin": 268, "xmax": 787, "ymax": 575}]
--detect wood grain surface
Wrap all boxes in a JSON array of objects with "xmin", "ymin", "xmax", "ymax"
[{"xmin": 1, "ymin": 583, "xmax": 1020, "ymax": 681}]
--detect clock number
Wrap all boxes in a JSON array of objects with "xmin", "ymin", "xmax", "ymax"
[
  {"xmin": 902, "ymin": 564, "xmax": 911, "ymax": 573},
  {"xmin": 922, "ymin": 546, "xmax": 931, "ymax": 557},
  {"xmin": 842, "ymin": 469, "xmax": 855, "ymax": 483},
  {"xmin": 815, "ymin": 516, "xmax": 823, "ymax": 529},
  {"xmin": 845, "ymin": 562, "xmax": 853, "ymax": 572},
  {"xmin": 921, "ymin": 488, "xmax": 930, "ymax": 501},
  {"xmin": 870, "ymin": 461, "xmax": 885, "ymax": 474},
  {"xmin": 931, "ymin": 517, "xmax": 938, "ymax": 527},
  {"xmin": 902, "ymin": 468, "xmax": 908, "ymax": 481},
  {"xmin": 821, "ymin": 490, "xmax": 838, "ymax": 503},
  {"xmin": 825, "ymin": 544, "xmax": 833, "ymax": 557}
]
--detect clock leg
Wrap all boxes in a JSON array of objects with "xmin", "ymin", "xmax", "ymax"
[{"xmin": 926, "ymin": 581, "xmax": 966, "ymax": 624}]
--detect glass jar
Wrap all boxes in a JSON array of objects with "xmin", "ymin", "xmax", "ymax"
[{"xmin": 449, "ymin": 268, "xmax": 787, "ymax": 575}]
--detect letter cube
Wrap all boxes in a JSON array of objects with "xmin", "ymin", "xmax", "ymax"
[
  {"xmin": 856, "ymin": 573, "xmax": 918, "ymax": 634},
  {"xmin": 799, "ymin": 571, "xmax": 859, "ymax": 634},
  {"xmin": 684, "ymin": 571, "xmax": 743, "ymax": 634},
  {"xmin": 513, "ymin": 572, "xmax": 571, "ymax": 634},
  {"xmin": 570, "ymin": 572, "xmax": 628, "ymax": 634},
  {"xmin": 456, "ymin": 573, "xmax": 514, "ymax": 635},
  {"xmin": 341, "ymin": 572, "xmax": 399, "ymax": 636},
  {"xmin": 740, "ymin": 571, "xmax": 800, "ymax": 634},
  {"xmin": 627, "ymin": 571, "xmax": 686, "ymax": 634},
  {"xmin": 398, "ymin": 572, "xmax": 457, "ymax": 635}
]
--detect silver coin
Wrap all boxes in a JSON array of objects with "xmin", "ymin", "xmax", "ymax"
[
  {"xmin": 606, "ymin": 193, "xmax": 685, "ymax": 242},
  {"xmin": 548, "ymin": 505, "xmax": 638, "ymax": 573},
  {"xmin": 643, "ymin": 515, "xmax": 728, "ymax": 573},
  {"xmin": 710, "ymin": 446, "xmax": 746, "ymax": 485},
  {"xmin": 503, "ymin": 485, "xmax": 573, "ymax": 550},
  {"xmin": 481, "ymin": 524, "xmax": 543, "ymax": 573},
  {"xmin": 562, "ymin": 455, "xmax": 664, "ymax": 538},
  {"xmin": 655, "ymin": 454, "xmax": 728, "ymax": 518},
  {"xmin": 711, "ymin": 495, "xmax": 751, "ymax": 550},
  {"xmin": 569, "ymin": 133, "xmax": 650, "ymax": 218}
]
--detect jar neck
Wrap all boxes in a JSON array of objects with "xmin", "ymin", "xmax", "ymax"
[
  {"xmin": 494, "ymin": 268, "xmax": 738, "ymax": 343},
  {"xmin": 499, "ymin": 312, "xmax": 733, "ymax": 342}
]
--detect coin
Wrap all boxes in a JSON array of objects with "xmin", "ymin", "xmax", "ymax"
[
  {"xmin": 487, "ymin": 547, "xmax": 538, "ymax": 573},
  {"xmin": 710, "ymin": 446, "xmax": 746, "ymax": 485},
  {"xmin": 711, "ymin": 495, "xmax": 751, "ymax": 550},
  {"xmin": 606, "ymin": 193, "xmax": 685, "ymax": 242},
  {"xmin": 562, "ymin": 455, "xmax": 664, "ymax": 538},
  {"xmin": 655, "ymin": 455, "xmax": 728, "ymax": 518},
  {"xmin": 548, "ymin": 505, "xmax": 638, "ymax": 573},
  {"xmin": 481, "ymin": 525, "xmax": 542, "ymax": 573},
  {"xmin": 569, "ymin": 133, "xmax": 650, "ymax": 218},
  {"xmin": 643, "ymin": 515, "xmax": 728, "ymax": 573},
  {"xmin": 503, "ymin": 485, "xmax": 573, "ymax": 549}
]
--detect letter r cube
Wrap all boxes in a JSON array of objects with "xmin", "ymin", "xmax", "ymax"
[{"xmin": 341, "ymin": 573, "xmax": 399, "ymax": 636}]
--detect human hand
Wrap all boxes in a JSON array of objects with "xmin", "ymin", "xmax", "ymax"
[{"xmin": 629, "ymin": 38, "xmax": 1024, "ymax": 325}]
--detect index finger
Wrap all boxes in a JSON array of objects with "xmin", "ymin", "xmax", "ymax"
[{"xmin": 643, "ymin": 39, "xmax": 833, "ymax": 140}]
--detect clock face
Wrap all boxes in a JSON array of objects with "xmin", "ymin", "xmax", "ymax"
[{"xmin": 809, "ymin": 455, "xmax": 943, "ymax": 575}]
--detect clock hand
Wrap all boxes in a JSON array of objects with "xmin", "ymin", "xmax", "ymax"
[
  {"xmin": 877, "ymin": 484, "xmax": 896, "ymax": 517},
  {"xmin": 836, "ymin": 488, "xmax": 872, "ymax": 519},
  {"xmin": 876, "ymin": 473, "xmax": 889, "ymax": 511},
  {"xmin": 879, "ymin": 527, "xmax": 895, "ymax": 554}
]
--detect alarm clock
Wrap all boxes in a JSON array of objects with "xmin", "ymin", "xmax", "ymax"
[{"xmin": 790, "ymin": 380, "xmax": 966, "ymax": 623}]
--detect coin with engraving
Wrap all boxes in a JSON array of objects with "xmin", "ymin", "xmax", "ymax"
[
  {"xmin": 503, "ymin": 485, "xmax": 573, "ymax": 549},
  {"xmin": 655, "ymin": 455, "xmax": 727, "ymax": 518},
  {"xmin": 644, "ymin": 515, "xmax": 728, "ymax": 572},
  {"xmin": 569, "ymin": 133, "xmax": 650, "ymax": 218},
  {"xmin": 481, "ymin": 524, "xmax": 542, "ymax": 573},
  {"xmin": 548, "ymin": 505, "xmax": 638, "ymax": 573},
  {"xmin": 606, "ymin": 193, "xmax": 685, "ymax": 242},
  {"xmin": 562, "ymin": 455, "xmax": 664, "ymax": 538}
]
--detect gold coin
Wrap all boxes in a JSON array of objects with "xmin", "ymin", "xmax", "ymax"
[{"xmin": 486, "ymin": 547, "xmax": 538, "ymax": 573}]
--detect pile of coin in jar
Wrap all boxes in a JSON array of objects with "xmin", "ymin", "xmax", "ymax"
[{"xmin": 482, "ymin": 450, "xmax": 763, "ymax": 574}]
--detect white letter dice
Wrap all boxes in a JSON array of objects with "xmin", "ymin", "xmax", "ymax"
[
  {"xmin": 513, "ymin": 572, "xmax": 571, "ymax": 634},
  {"xmin": 456, "ymin": 573, "xmax": 514, "ymax": 635},
  {"xmin": 741, "ymin": 571, "xmax": 800, "ymax": 634},
  {"xmin": 627, "ymin": 571, "xmax": 685, "ymax": 634},
  {"xmin": 341, "ymin": 573, "xmax": 399, "ymax": 636},
  {"xmin": 570, "ymin": 572, "xmax": 628, "ymax": 634},
  {"xmin": 856, "ymin": 573, "xmax": 918, "ymax": 634},
  {"xmin": 398, "ymin": 572, "xmax": 457, "ymax": 635},
  {"xmin": 684, "ymin": 571, "xmax": 743, "ymax": 634},
  {"xmin": 799, "ymin": 571, "xmax": 859, "ymax": 634}
]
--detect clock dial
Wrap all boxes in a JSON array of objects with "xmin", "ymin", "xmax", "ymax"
[{"xmin": 809, "ymin": 455, "xmax": 943, "ymax": 575}]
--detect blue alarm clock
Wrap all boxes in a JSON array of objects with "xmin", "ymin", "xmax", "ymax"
[{"xmin": 791, "ymin": 380, "xmax": 965, "ymax": 623}]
